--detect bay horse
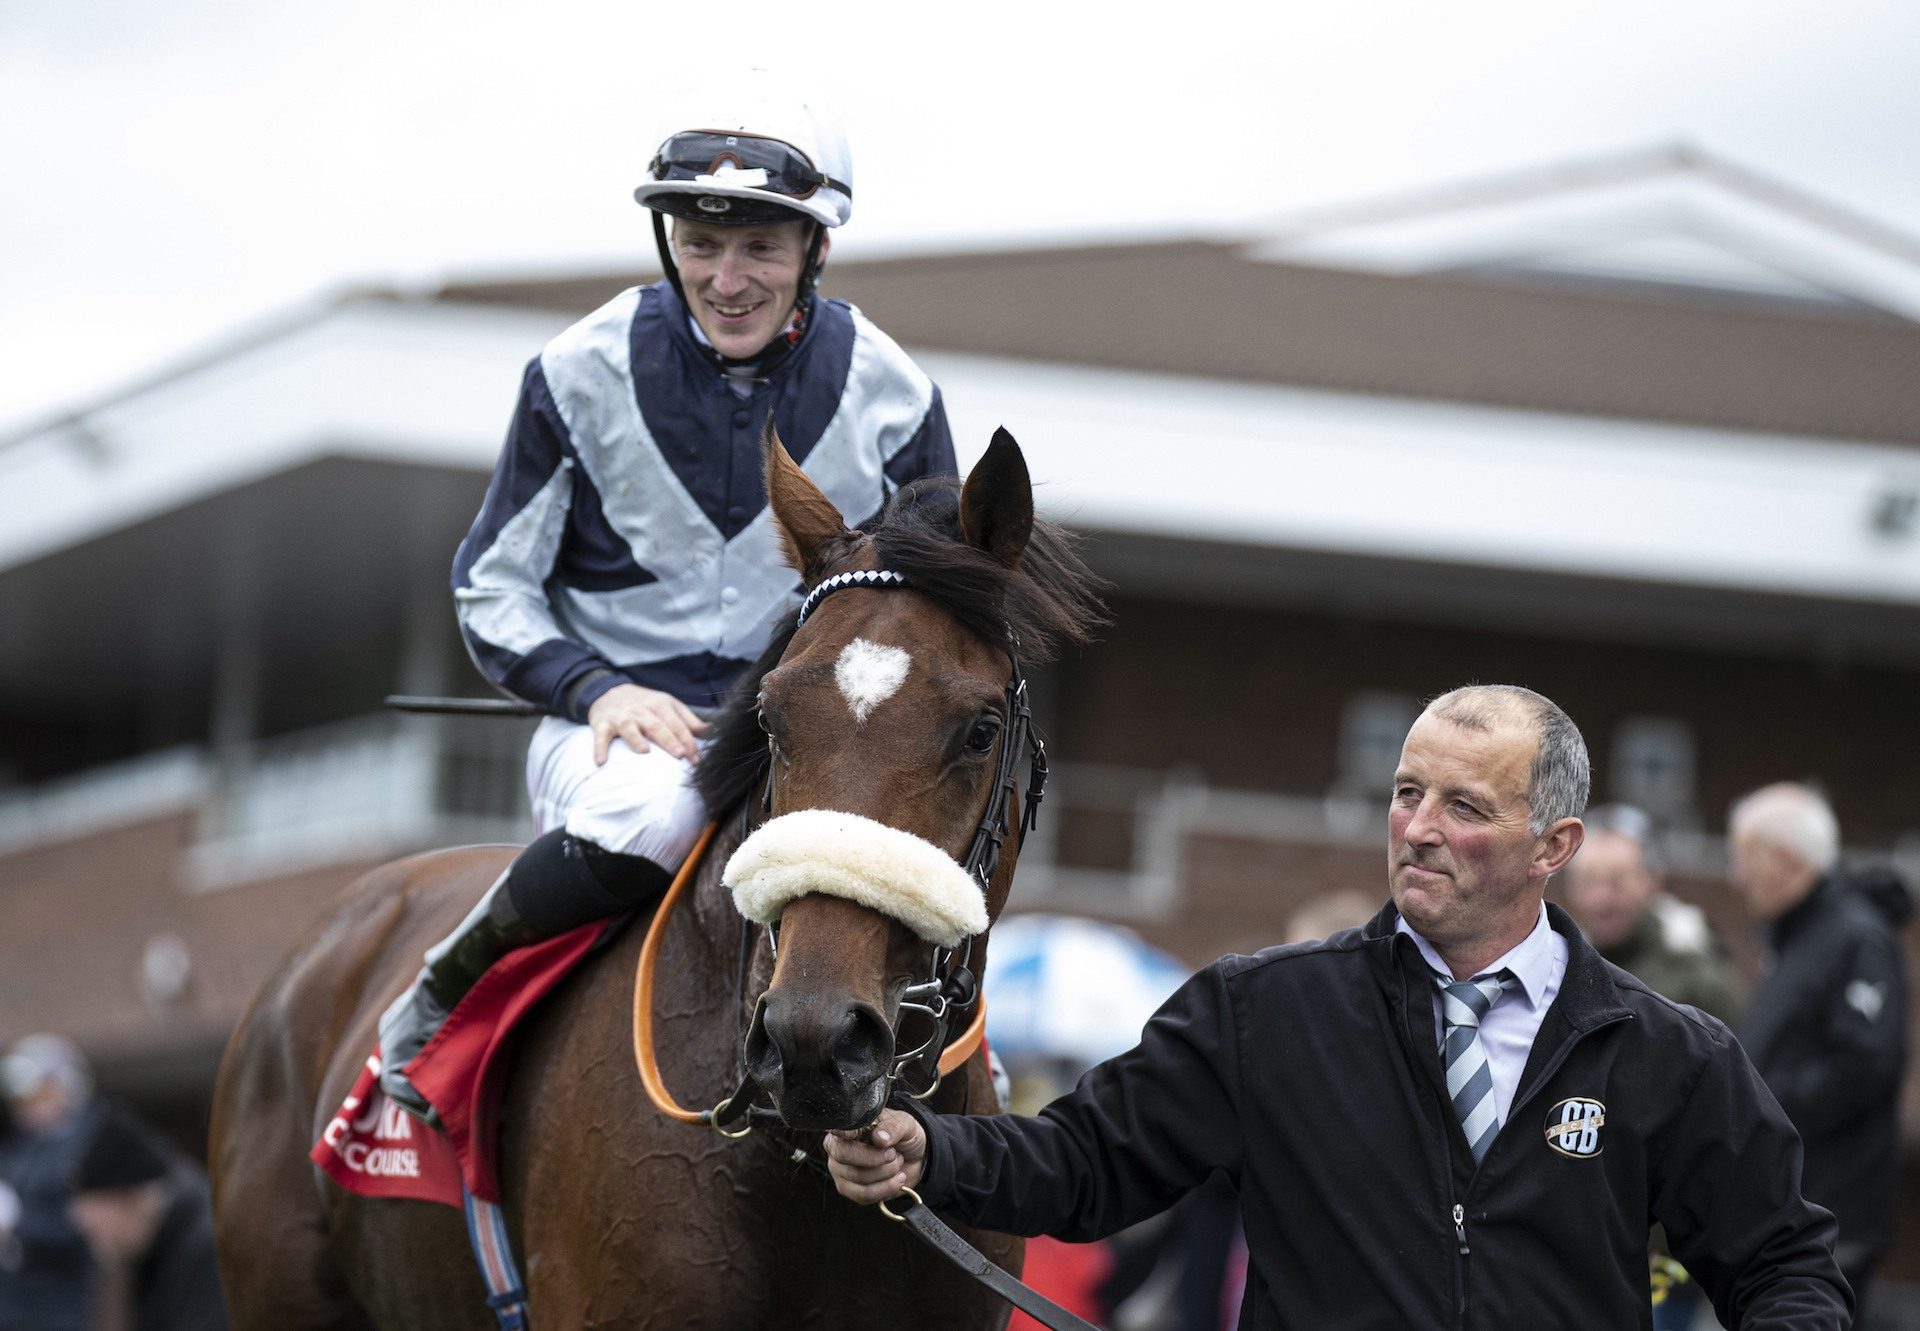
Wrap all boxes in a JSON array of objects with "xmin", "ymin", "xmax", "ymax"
[{"xmin": 209, "ymin": 426, "xmax": 1108, "ymax": 1329}]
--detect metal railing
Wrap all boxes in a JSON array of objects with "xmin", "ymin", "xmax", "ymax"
[
  {"xmin": 187, "ymin": 712, "xmax": 537, "ymax": 888},
  {"xmin": 0, "ymin": 711, "xmax": 539, "ymax": 886},
  {"xmin": 1014, "ymin": 763, "xmax": 1388, "ymax": 919},
  {"xmin": 9, "ymin": 733, "xmax": 1917, "ymax": 909},
  {"xmin": 1015, "ymin": 764, "xmax": 1920, "ymax": 922},
  {"xmin": 0, "ymin": 747, "xmax": 211, "ymax": 858}
]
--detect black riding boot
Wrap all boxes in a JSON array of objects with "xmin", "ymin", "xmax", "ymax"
[{"xmin": 377, "ymin": 828, "xmax": 672, "ymax": 1122}]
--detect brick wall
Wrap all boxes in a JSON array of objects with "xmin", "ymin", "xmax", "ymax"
[
  {"xmin": 1052, "ymin": 594, "xmax": 1920, "ymax": 847},
  {"xmin": 0, "ymin": 812, "xmax": 383, "ymax": 1062}
]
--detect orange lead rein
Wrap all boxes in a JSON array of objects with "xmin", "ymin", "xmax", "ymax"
[
  {"xmin": 631, "ymin": 820, "xmax": 990, "ymax": 1125},
  {"xmin": 936, "ymin": 996, "xmax": 988, "ymax": 1079},
  {"xmin": 631, "ymin": 822, "xmax": 721, "ymax": 1124}
]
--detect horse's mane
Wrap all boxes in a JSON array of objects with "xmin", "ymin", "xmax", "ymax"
[{"xmin": 694, "ymin": 477, "xmax": 1111, "ymax": 817}]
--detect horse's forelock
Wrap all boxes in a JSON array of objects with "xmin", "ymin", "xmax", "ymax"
[
  {"xmin": 872, "ymin": 477, "xmax": 1110, "ymax": 663},
  {"xmin": 693, "ymin": 477, "xmax": 1109, "ymax": 821}
]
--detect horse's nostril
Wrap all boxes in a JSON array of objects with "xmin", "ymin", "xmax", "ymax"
[
  {"xmin": 754, "ymin": 993, "xmax": 893, "ymax": 1092},
  {"xmin": 832, "ymin": 1004, "xmax": 892, "ymax": 1085},
  {"xmin": 744, "ymin": 1000, "xmax": 781, "ymax": 1088},
  {"xmin": 749, "ymin": 995, "xmax": 894, "ymax": 1131}
]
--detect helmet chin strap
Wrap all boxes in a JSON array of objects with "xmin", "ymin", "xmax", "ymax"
[
  {"xmin": 652, "ymin": 209, "xmax": 687, "ymax": 310},
  {"xmin": 652, "ymin": 211, "xmax": 824, "ymax": 372},
  {"xmin": 797, "ymin": 220, "xmax": 827, "ymax": 305}
]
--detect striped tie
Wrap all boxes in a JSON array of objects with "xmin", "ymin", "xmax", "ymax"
[{"xmin": 1436, "ymin": 970, "xmax": 1515, "ymax": 1165}]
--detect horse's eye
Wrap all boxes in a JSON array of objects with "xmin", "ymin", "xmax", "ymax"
[
  {"xmin": 756, "ymin": 706, "xmax": 774, "ymax": 736},
  {"xmin": 964, "ymin": 718, "xmax": 1002, "ymax": 755}
]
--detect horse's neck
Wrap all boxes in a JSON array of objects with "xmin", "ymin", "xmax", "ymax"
[
  {"xmin": 687, "ymin": 809, "xmax": 749, "ymax": 926},
  {"xmin": 687, "ymin": 808, "xmax": 770, "ymax": 1031}
]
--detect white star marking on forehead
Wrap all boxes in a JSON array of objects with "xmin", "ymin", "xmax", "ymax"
[{"xmin": 835, "ymin": 638, "xmax": 911, "ymax": 723}]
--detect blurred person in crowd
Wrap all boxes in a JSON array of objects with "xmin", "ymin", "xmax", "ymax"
[
  {"xmin": 1562, "ymin": 805, "xmax": 1743, "ymax": 1330},
  {"xmin": 0, "ymin": 1035, "xmax": 100, "ymax": 1331},
  {"xmin": 996, "ymin": 1054, "xmax": 1113, "ymax": 1331},
  {"xmin": 829, "ymin": 685, "xmax": 1850, "ymax": 1327},
  {"xmin": 1283, "ymin": 888, "xmax": 1378, "ymax": 946},
  {"xmin": 378, "ymin": 74, "xmax": 956, "ymax": 1121},
  {"xmin": 1562, "ymin": 804, "xmax": 1741, "ymax": 1022},
  {"xmin": 1093, "ymin": 1172, "xmax": 1243, "ymax": 1331},
  {"xmin": 66, "ymin": 1109, "xmax": 225, "ymax": 1331},
  {"xmin": 1730, "ymin": 781, "xmax": 1910, "ymax": 1318}
]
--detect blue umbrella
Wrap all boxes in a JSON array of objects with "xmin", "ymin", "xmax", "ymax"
[{"xmin": 985, "ymin": 914, "xmax": 1194, "ymax": 1069}]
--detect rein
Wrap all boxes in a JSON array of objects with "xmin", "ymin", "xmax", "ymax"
[{"xmin": 629, "ymin": 822, "xmax": 726, "ymax": 1127}]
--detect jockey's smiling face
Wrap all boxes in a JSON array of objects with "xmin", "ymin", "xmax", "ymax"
[{"xmin": 672, "ymin": 217, "xmax": 824, "ymax": 360}]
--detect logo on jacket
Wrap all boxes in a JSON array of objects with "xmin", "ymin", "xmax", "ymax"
[
  {"xmin": 1544, "ymin": 1097, "xmax": 1606, "ymax": 1158},
  {"xmin": 1846, "ymin": 979, "xmax": 1886, "ymax": 1022}
]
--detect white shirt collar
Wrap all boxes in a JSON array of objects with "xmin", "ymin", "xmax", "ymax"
[{"xmin": 1398, "ymin": 901, "xmax": 1559, "ymax": 1010}]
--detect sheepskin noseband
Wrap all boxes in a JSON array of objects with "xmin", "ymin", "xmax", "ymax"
[{"xmin": 724, "ymin": 809, "xmax": 988, "ymax": 948}]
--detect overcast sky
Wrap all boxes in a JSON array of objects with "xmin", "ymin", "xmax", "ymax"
[{"xmin": 4, "ymin": 0, "xmax": 1917, "ymax": 434}]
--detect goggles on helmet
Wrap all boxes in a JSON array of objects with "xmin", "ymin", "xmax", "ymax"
[{"xmin": 648, "ymin": 131, "xmax": 852, "ymax": 202}]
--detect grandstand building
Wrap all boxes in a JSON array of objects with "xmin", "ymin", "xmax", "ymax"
[{"xmin": 5, "ymin": 149, "xmax": 1918, "ymax": 1244}]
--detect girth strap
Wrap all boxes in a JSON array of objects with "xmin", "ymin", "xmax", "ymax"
[{"xmin": 462, "ymin": 1187, "xmax": 530, "ymax": 1331}]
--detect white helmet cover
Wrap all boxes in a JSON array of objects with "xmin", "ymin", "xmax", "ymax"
[{"xmin": 635, "ymin": 77, "xmax": 853, "ymax": 230}]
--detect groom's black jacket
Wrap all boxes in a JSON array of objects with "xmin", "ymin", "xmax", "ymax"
[{"xmin": 914, "ymin": 903, "xmax": 1848, "ymax": 1329}]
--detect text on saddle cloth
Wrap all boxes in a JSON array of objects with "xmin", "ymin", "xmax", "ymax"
[
  {"xmin": 311, "ymin": 919, "xmax": 611, "ymax": 1207},
  {"xmin": 314, "ymin": 1051, "xmax": 465, "ymax": 1207}
]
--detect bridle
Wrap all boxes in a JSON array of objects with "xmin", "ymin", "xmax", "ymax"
[
  {"xmin": 628, "ymin": 566, "xmax": 1104, "ymax": 1331},
  {"xmin": 636, "ymin": 565, "xmax": 1049, "ymax": 1128},
  {"xmin": 769, "ymin": 567, "xmax": 1049, "ymax": 1103}
]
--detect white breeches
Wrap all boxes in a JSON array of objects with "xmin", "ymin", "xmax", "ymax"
[{"xmin": 526, "ymin": 716, "xmax": 710, "ymax": 865}]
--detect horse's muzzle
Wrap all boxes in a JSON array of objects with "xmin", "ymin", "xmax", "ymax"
[{"xmin": 744, "ymin": 991, "xmax": 894, "ymax": 1131}]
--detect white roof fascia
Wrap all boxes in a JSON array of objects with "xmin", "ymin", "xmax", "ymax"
[
  {"xmin": 0, "ymin": 746, "xmax": 209, "ymax": 859},
  {"xmin": 1246, "ymin": 173, "xmax": 1920, "ymax": 320},
  {"xmin": 0, "ymin": 300, "xmax": 573, "ymax": 571},
  {"xmin": 1481, "ymin": 232, "xmax": 1859, "ymax": 302},
  {"xmin": 925, "ymin": 352, "xmax": 1920, "ymax": 607},
  {"xmin": 4, "ymin": 298, "xmax": 1917, "ymax": 606}
]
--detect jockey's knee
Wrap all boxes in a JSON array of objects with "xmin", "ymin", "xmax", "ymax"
[
  {"xmin": 519, "ymin": 719, "xmax": 708, "ymax": 934},
  {"xmin": 563, "ymin": 783, "xmax": 708, "ymax": 867},
  {"xmin": 575, "ymin": 838, "xmax": 673, "ymax": 905},
  {"xmin": 505, "ymin": 829, "xmax": 673, "ymax": 936}
]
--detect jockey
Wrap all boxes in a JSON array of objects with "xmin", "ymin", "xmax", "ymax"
[{"xmin": 378, "ymin": 78, "xmax": 957, "ymax": 1120}]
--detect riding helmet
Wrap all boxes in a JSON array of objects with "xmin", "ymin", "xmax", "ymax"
[{"xmin": 634, "ymin": 74, "xmax": 853, "ymax": 230}]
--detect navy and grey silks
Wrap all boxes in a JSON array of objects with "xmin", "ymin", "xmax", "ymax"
[{"xmin": 453, "ymin": 280, "xmax": 956, "ymax": 718}]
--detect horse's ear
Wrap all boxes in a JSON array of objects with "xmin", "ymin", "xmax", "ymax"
[
  {"xmin": 763, "ymin": 418, "xmax": 855, "ymax": 584},
  {"xmin": 959, "ymin": 427, "xmax": 1034, "ymax": 568}
]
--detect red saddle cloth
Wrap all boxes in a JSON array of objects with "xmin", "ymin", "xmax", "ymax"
[{"xmin": 311, "ymin": 921, "xmax": 607, "ymax": 1207}]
